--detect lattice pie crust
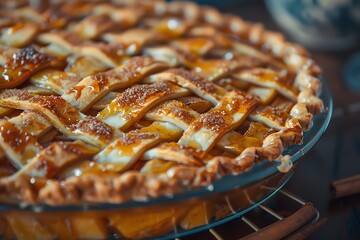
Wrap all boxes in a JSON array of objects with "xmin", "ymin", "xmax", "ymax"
[{"xmin": 0, "ymin": 0, "xmax": 323, "ymax": 206}]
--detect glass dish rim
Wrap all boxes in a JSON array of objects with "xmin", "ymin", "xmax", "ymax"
[
  {"xmin": 158, "ymin": 171, "xmax": 294, "ymax": 240},
  {"xmin": 0, "ymin": 77, "xmax": 333, "ymax": 212}
]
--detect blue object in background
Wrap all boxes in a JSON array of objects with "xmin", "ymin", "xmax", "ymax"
[
  {"xmin": 344, "ymin": 52, "xmax": 360, "ymax": 94},
  {"xmin": 266, "ymin": 0, "xmax": 360, "ymax": 50}
]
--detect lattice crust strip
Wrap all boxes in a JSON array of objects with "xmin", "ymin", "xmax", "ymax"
[{"xmin": 0, "ymin": 0, "xmax": 324, "ymax": 205}]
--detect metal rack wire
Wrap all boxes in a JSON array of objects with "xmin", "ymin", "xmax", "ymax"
[{"xmin": 178, "ymin": 189, "xmax": 327, "ymax": 240}]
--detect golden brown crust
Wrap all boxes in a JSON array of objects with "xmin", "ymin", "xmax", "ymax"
[
  {"xmin": 0, "ymin": 47, "xmax": 64, "ymax": 89},
  {"xmin": 0, "ymin": 0, "xmax": 324, "ymax": 206}
]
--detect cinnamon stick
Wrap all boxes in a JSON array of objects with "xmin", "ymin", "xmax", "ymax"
[
  {"xmin": 286, "ymin": 217, "xmax": 328, "ymax": 240},
  {"xmin": 241, "ymin": 203, "xmax": 317, "ymax": 240},
  {"xmin": 330, "ymin": 175, "xmax": 360, "ymax": 199}
]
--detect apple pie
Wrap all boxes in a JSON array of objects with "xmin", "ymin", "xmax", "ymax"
[{"xmin": 0, "ymin": 0, "xmax": 324, "ymax": 207}]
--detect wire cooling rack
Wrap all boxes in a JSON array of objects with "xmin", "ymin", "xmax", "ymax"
[{"xmin": 178, "ymin": 189, "xmax": 327, "ymax": 240}]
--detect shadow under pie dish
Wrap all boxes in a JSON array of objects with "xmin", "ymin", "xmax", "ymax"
[{"xmin": 0, "ymin": 0, "xmax": 331, "ymax": 239}]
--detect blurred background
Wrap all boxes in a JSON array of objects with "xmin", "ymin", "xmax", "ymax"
[{"xmin": 189, "ymin": 0, "xmax": 360, "ymax": 239}]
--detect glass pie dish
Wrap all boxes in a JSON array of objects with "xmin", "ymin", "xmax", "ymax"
[
  {"xmin": 0, "ymin": 78, "xmax": 332, "ymax": 240},
  {"xmin": 0, "ymin": 0, "xmax": 332, "ymax": 239}
]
